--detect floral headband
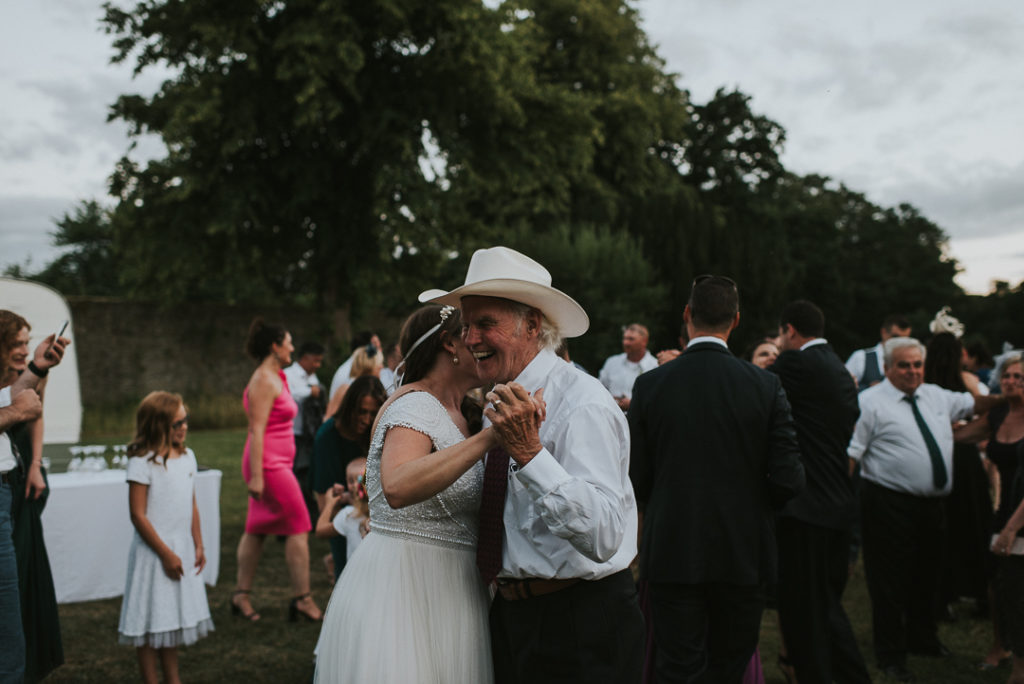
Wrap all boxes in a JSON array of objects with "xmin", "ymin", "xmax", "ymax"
[{"xmin": 392, "ymin": 305, "xmax": 456, "ymax": 391}]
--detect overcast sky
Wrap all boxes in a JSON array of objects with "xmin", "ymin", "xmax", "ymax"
[{"xmin": 2, "ymin": 1, "xmax": 1022, "ymax": 294}]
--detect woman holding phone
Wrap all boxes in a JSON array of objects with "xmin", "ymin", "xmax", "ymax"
[
  {"xmin": 232, "ymin": 318, "xmax": 322, "ymax": 623},
  {"xmin": 0, "ymin": 310, "xmax": 67, "ymax": 681}
]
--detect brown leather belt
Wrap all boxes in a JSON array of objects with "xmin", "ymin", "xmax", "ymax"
[
  {"xmin": 0, "ymin": 471, "xmax": 11, "ymax": 485},
  {"xmin": 496, "ymin": 577, "xmax": 580, "ymax": 601}
]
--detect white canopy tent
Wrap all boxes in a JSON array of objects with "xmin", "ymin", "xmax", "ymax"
[{"xmin": 0, "ymin": 277, "xmax": 82, "ymax": 444}]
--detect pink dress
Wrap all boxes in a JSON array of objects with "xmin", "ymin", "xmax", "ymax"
[{"xmin": 242, "ymin": 371, "xmax": 311, "ymax": 535}]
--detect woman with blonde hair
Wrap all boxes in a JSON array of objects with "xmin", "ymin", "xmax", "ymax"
[{"xmin": 324, "ymin": 345, "xmax": 383, "ymax": 419}]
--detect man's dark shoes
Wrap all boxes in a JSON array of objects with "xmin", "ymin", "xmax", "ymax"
[{"xmin": 880, "ymin": 663, "xmax": 915, "ymax": 682}]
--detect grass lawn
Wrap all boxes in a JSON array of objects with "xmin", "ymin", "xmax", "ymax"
[{"xmin": 45, "ymin": 429, "xmax": 1011, "ymax": 683}]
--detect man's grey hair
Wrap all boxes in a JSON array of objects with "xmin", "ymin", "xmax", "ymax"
[
  {"xmin": 883, "ymin": 336, "xmax": 926, "ymax": 368},
  {"xmin": 505, "ymin": 301, "xmax": 563, "ymax": 352}
]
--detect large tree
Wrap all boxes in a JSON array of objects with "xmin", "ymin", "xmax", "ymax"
[{"xmin": 97, "ymin": 0, "xmax": 691, "ymax": 320}]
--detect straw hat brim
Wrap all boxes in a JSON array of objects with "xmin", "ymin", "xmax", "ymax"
[{"xmin": 418, "ymin": 279, "xmax": 589, "ymax": 338}]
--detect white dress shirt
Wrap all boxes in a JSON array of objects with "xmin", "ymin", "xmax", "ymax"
[
  {"xmin": 283, "ymin": 362, "xmax": 320, "ymax": 435},
  {"xmin": 328, "ymin": 356, "xmax": 355, "ymax": 399},
  {"xmin": 0, "ymin": 387, "xmax": 15, "ymax": 473},
  {"xmin": 845, "ymin": 343, "xmax": 885, "ymax": 383},
  {"xmin": 598, "ymin": 350, "xmax": 658, "ymax": 399},
  {"xmin": 848, "ymin": 379, "xmax": 975, "ymax": 496},
  {"xmin": 496, "ymin": 348, "xmax": 638, "ymax": 580}
]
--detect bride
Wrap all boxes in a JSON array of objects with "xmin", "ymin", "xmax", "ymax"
[{"xmin": 315, "ymin": 304, "xmax": 532, "ymax": 683}]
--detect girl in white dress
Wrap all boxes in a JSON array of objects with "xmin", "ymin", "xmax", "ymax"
[
  {"xmin": 118, "ymin": 391, "xmax": 213, "ymax": 684},
  {"xmin": 315, "ymin": 304, "xmax": 537, "ymax": 683}
]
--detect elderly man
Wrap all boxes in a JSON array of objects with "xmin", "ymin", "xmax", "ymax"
[
  {"xmin": 850, "ymin": 336, "xmax": 1004, "ymax": 682},
  {"xmin": 1, "ymin": 330, "xmax": 68, "ymax": 682},
  {"xmin": 770, "ymin": 300, "xmax": 871, "ymax": 684},
  {"xmin": 846, "ymin": 314, "xmax": 912, "ymax": 391},
  {"xmin": 598, "ymin": 323, "xmax": 658, "ymax": 410},
  {"xmin": 628, "ymin": 276, "xmax": 804, "ymax": 683},
  {"xmin": 421, "ymin": 246, "xmax": 644, "ymax": 684}
]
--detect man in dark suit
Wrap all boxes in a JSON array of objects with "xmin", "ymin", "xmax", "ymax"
[
  {"xmin": 628, "ymin": 275, "xmax": 805, "ymax": 683},
  {"xmin": 770, "ymin": 300, "xmax": 872, "ymax": 684}
]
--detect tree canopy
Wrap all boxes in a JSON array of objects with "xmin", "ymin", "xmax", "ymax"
[{"xmin": 14, "ymin": 0, "xmax": 1001, "ymax": 370}]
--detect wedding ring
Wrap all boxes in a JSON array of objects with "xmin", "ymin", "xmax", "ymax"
[{"xmin": 493, "ymin": 399, "xmax": 502, "ymax": 407}]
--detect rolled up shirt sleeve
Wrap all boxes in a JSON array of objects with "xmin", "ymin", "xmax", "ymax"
[{"xmin": 513, "ymin": 403, "xmax": 632, "ymax": 564}]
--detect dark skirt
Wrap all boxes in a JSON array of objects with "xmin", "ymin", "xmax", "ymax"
[
  {"xmin": 940, "ymin": 442, "xmax": 992, "ymax": 605},
  {"xmin": 8, "ymin": 449, "xmax": 65, "ymax": 683}
]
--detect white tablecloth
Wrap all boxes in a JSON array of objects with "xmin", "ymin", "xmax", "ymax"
[{"xmin": 40, "ymin": 468, "xmax": 221, "ymax": 604}]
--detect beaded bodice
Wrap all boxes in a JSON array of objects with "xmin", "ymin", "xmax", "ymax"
[{"xmin": 366, "ymin": 391, "xmax": 483, "ymax": 549}]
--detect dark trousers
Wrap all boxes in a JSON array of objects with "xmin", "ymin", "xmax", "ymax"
[
  {"xmin": 1, "ymin": 482, "xmax": 26, "ymax": 682},
  {"xmin": 861, "ymin": 480, "xmax": 945, "ymax": 668},
  {"xmin": 994, "ymin": 554, "xmax": 1024, "ymax": 655},
  {"xmin": 776, "ymin": 517, "xmax": 872, "ymax": 684},
  {"xmin": 647, "ymin": 581, "xmax": 764, "ymax": 684},
  {"xmin": 490, "ymin": 568, "xmax": 645, "ymax": 684}
]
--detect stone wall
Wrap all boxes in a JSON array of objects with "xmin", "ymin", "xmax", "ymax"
[{"xmin": 67, "ymin": 297, "xmax": 347, "ymax": 413}]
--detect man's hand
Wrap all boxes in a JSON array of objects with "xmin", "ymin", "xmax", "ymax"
[
  {"xmin": 656, "ymin": 349, "xmax": 682, "ymax": 365},
  {"xmin": 310, "ymin": 385, "xmax": 322, "ymax": 398},
  {"xmin": 33, "ymin": 334, "xmax": 69, "ymax": 371},
  {"xmin": 484, "ymin": 383, "xmax": 545, "ymax": 467},
  {"xmin": 10, "ymin": 390, "xmax": 43, "ymax": 424}
]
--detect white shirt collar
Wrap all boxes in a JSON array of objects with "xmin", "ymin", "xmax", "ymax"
[
  {"xmin": 800, "ymin": 338, "xmax": 828, "ymax": 351},
  {"xmin": 513, "ymin": 348, "xmax": 559, "ymax": 391},
  {"xmin": 687, "ymin": 335, "xmax": 729, "ymax": 349}
]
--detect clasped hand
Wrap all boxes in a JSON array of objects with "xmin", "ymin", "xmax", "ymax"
[{"xmin": 484, "ymin": 383, "xmax": 546, "ymax": 467}]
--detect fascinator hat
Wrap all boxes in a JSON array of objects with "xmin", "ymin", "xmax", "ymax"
[
  {"xmin": 928, "ymin": 306, "xmax": 965, "ymax": 339},
  {"xmin": 418, "ymin": 246, "xmax": 590, "ymax": 338}
]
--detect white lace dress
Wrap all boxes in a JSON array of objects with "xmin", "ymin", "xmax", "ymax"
[
  {"xmin": 313, "ymin": 392, "xmax": 492, "ymax": 683},
  {"xmin": 117, "ymin": 450, "xmax": 214, "ymax": 648}
]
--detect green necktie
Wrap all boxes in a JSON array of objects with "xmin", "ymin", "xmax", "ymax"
[{"xmin": 905, "ymin": 394, "xmax": 948, "ymax": 490}]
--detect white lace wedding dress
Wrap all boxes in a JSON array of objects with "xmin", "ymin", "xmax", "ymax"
[{"xmin": 313, "ymin": 391, "xmax": 492, "ymax": 684}]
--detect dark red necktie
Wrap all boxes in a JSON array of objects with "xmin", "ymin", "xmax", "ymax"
[{"xmin": 476, "ymin": 446, "xmax": 510, "ymax": 585}]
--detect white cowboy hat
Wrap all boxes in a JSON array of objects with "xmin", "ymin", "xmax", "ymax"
[{"xmin": 418, "ymin": 246, "xmax": 590, "ymax": 338}]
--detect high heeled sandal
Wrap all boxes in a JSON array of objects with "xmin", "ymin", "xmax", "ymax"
[
  {"xmin": 778, "ymin": 654, "xmax": 797, "ymax": 684},
  {"xmin": 230, "ymin": 589, "xmax": 261, "ymax": 622},
  {"xmin": 288, "ymin": 593, "xmax": 322, "ymax": 622}
]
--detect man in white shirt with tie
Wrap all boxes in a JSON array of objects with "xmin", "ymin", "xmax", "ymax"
[
  {"xmin": 598, "ymin": 323, "xmax": 658, "ymax": 411},
  {"xmin": 849, "ymin": 336, "xmax": 1004, "ymax": 682},
  {"xmin": 421, "ymin": 246, "xmax": 644, "ymax": 684}
]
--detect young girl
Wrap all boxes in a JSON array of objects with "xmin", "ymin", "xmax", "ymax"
[
  {"xmin": 118, "ymin": 391, "xmax": 213, "ymax": 684},
  {"xmin": 315, "ymin": 457, "xmax": 370, "ymax": 561}
]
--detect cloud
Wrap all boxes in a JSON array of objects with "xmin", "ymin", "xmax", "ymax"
[{"xmin": 0, "ymin": 195, "xmax": 77, "ymax": 270}]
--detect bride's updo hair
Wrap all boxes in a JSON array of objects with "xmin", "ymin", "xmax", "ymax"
[{"xmin": 398, "ymin": 304, "xmax": 463, "ymax": 385}]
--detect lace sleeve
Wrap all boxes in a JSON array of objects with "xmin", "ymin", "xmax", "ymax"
[{"xmin": 376, "ymin": 391, "xmax": 454, "ymax": 449}]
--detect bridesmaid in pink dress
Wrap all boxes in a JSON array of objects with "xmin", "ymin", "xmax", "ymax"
[{"xmin": 230, "ymin": 319, "xmax": 322, "ymax": 623}]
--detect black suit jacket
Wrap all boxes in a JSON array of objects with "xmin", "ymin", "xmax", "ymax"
[
  {"xmin": 628, "ymin": 341, "xmax": 804, "ymax": 586},
  {"xmin": 768, "ymin": 343, "xmax": 860, "ymax": 529}
]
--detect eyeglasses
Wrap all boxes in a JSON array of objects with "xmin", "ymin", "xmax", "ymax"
[
  {"xmin": 1004, "ymin": 372, "xmax": 1024, "ymax": 380},
  {"xmin": 692, "ymin": 274, "xmax": 737, "ymax": 289},
  {"xmin": 172, "ymin": 416, "xmax": 189, "ymax": 429},
  {"xmin": 894, "ymin": 360, "xmax": 924, "ymax": 370}
]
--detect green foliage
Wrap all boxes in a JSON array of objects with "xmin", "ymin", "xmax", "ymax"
[
  {"xmin": 500, "ymin": 223, "xmax": 668, "ymax": 370},
  {"xmin": 21, "ymin": 201, "xmax": 120, "ymax": 297},
  {"xmin": 17, "ymin": 0, "xmax": 978, "ymax": 358}
]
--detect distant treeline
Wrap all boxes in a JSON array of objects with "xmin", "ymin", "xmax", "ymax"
[{"xmin": 6, "ymin": 0, "xmax": 1022, "ymax": 371}]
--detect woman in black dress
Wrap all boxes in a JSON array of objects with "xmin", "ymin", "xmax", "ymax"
[{"xmin": 0, "ymin": 310, "xmax": 64, "ymax": 682}]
